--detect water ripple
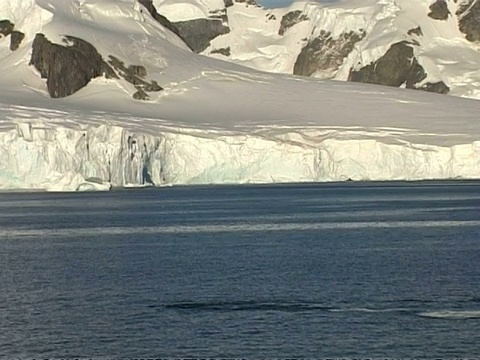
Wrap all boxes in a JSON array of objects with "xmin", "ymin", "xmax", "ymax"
[{"xmin": 161, "ymin": 300, "xmax": 333, "ymax": 313}]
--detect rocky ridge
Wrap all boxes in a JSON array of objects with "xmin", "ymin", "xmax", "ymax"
[
  {"xmin": 159, "ymin": 0, "xmax": 480, "ymax": 99},
  {"xmin": 5, "ymin": 0, "xmax": 480, "ymax": 99},
  {"xmin": 21, "ymin": 0, "xmax": 174, "ymax": 99}
]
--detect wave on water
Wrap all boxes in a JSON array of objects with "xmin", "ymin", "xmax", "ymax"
[
  {"xmin": 463, "ymin": 297, "xmax": 480, "ymax": 303},
  {"xmin": 161, "ymin": 300, "xmax": 333, "ymax": 312},
  {"xmin": 162, "ymin": 301, "xmax": 480, "ymax": 319},
  {"xmin": 387, "ymin": 298, "xmax": 436, "ymax": 304},
  {"xmin": 418, "ymin": 310, "xmax": 480, "ymax": 319},
  {"xmin": 2, "ymin": 219, "xmax": 480, "ymax": 238},
  {"xmin": 329, "ymin": 307, "xmax": 411, "ymax": 313},
  {"xmin": 161, "ymin": 301, "xmax": 418, "ymax": 314}
]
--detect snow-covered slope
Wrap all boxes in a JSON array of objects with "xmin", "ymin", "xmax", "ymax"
[
  {"xmin": 158, "ymin": 0, "xmax": 480, "ymax": 99},
  {"xmin": 1, "ymin": 0, "xmax": 480, "ymax": 191}
]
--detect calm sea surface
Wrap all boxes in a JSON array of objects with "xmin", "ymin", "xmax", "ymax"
[{"xmin": 1, "ymin": 182, "xmax": 479, "ymax": 358}]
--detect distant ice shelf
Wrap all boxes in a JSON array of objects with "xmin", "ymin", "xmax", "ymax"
[{"xmin": 1, "ymin": 122, "xmax": 480, "ymax": 191}]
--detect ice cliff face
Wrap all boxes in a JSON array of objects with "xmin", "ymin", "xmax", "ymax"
[{"xmin": 3, "ymin": 117, "xmax": 480, "ymax": 192}]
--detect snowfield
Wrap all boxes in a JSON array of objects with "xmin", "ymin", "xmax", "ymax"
[{"xmin": 1, "ymin": 0, "xmax": 480, "ymax": 191}]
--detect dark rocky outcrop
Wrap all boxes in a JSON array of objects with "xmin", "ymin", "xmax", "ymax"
[
  {"xmin": 145, "ymin": 80, "xmax": 162, "ymax": 92},
  {"xmin": 209, "ymin": 9, "xmax": 228, "ymax": 23},
  {"xmin": 428, "ymin": 0, "xmax": 450, "ymax": 20},
  {"xmin": 108, "ymin": 56, "xmax": 147, "ymax": 85},
  {"xmin": 234, "ymin": 0, "xmax": 258, "ymax": 5},
  {"xmin": 127, "ymin": 65, "xmax": 147, "ymax": 78},
  {"xmin": 108, "ymin": 55, "xmax": 163, "ymax": 97},
  {"xmin": 224, "ymin": 0, "xmax": 234, "ymax": 7},
  {"xmin": 421, "ymin": 81, "xmax": 450, "ymax": 94},
  {"xmin": 0, "ymin": 20, "xmax": 25, "ymax": 51},
  {"xmin": 278, "ymin": 10, "xmax": 308, "ymax": 35},
  {"xmin": 136, "ymin": 0, "xmax": 188, "ymax": 47},
  {"xmin": 407, "ymin": 26, "xmax": 423, "ymax": 37},
  {"xmin": 457, "ymin": 0, "xmax": 480, "ymax": 41},
  {"xmin": 294, "ymin": 30, "xmax": 365, "ymax": 77},
  {"xmin": 0, "ymin": 20, "xmax": 14, "ymax": 37},
  {"xmin": 348, "ymin": 41, "xmax": 449, "ymax": 94},
  {"xmin": 30, "ymin": 34, "xmax": 117, "ymax": 98},
  {"xmin": 211, "ymin": 47, "xmax": 231, "ymax": 56},
  {"xmin": 133, "ymin": 87, "xmax": 149, "ymax": 100},
  {"xmin": 173, "ymin": 19, "xmax": 230, "ymax": 53},
  {"xmin": 10, "ymin": 31, "xmax": 25, "ymax": 51},
  {"xmin": 349, "ymin": 41, "xmax": 426, "ymax": 88}
]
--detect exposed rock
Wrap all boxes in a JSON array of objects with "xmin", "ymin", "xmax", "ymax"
[
  {"xmin": 457, "ymin": 0, "xmax": 480, "ymax": 41},
  {"xmin": 407, "ymin": 26, "xmax": 423, "ymax": 37},
  {"xmin": 0, "ymin": 20, "xmax": 14, "ymax": 37},
  {"xmin": 136, "ymin": 0, "xmax": 187, "ymax": 46},
  {"xmin": 108, "ymin": 55, "xmax": 146, "ymax": 85},
  {"xmin": 224, "ymin": 0, "xmax": 234, "ymax": 7},
  {"xmin": 421, "ymin": 81, "xmax": 450, "ymax": 94},
  {"xmin": 278, "ymin": 10, "xmax": 308, "ymax": 36},
  {"xmin": 268, "ymin": 14, "xmax": 276, "ymax": 21},
  {"xmin": 107, "ymin": 55, "xmax": 127, "ymax": 72},
  {"xmin": 123, "ymin": 72, "xmax": 149, "ymax": 86},
  {"xmin": 347, "ymin": 41, "xmax": 448, "ymax": 94},
  {"xmin": 0, "ymin": 20, "xmax": 26, "ymax": 51},
  {"xmin": 127, "ymin": 65, "xmax": 147, "ymax": 78},
  {"xmin": 234, "ymin": 0, "xmax": 258, "ymax": 5},
  {"xmin": 211, "ymin": 47, "xmax": 231, "ymax": 56},
  {"xmin": 349, "ymin": 41, "xmax": 426, "ymax": 88},
  {"xmin": 30, "ymin": 34, "xmax": 117, "ymax": 98},
  {"xmin": 9, "ymin": 31, "xmax": 25, "ymax": 51},
  {"xmin": 173, "ymin": 18, "xmax": 230, "ymax": 53},
  {"xmin": 294, "ymin": 30, "xmax": 365, "ymax": 77},
  {"xmin": 428, "ymin": 0, "xmax": 450, "ymax": 20},
  {"xmin": 209, "ymin": 9, "xmax": 228, "ymax": 23},
  {"xmin": 133, "ymin": 87, "xmax": 149, "ymax": 100},
  {"xmin": 108, "ymin": 55, "xmax": 163, "ymax": 93},
  {"xmin": 145, "ymin": 80, "xmax": 163, "ymax": 92}
]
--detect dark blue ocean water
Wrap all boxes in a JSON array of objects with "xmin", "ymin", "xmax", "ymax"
[{"xmin": 1, "ymin": 182, "xmax": 480, "ymax": 359}]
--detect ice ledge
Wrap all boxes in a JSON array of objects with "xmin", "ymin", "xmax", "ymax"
[{"xmin": 1, "ymin": 123, "xmax": 480, "ymax": 191}]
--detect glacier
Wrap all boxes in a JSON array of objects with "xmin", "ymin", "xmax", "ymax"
[
  {"xmin": 2, "ymin": 83, "xmax": 480, "ymax": 192},
  {"xmin": 1, "ymin": 0, "xmax": 480, "ymax": 191}
]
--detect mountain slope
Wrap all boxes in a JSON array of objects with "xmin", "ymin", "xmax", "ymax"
[
  {"xmin": 1, "ymin": 0, "xmax": 480, "ymax": 191},
  {"xmin": 158, "ymin": 0, "xmax": 480, "ymax": 99}
]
